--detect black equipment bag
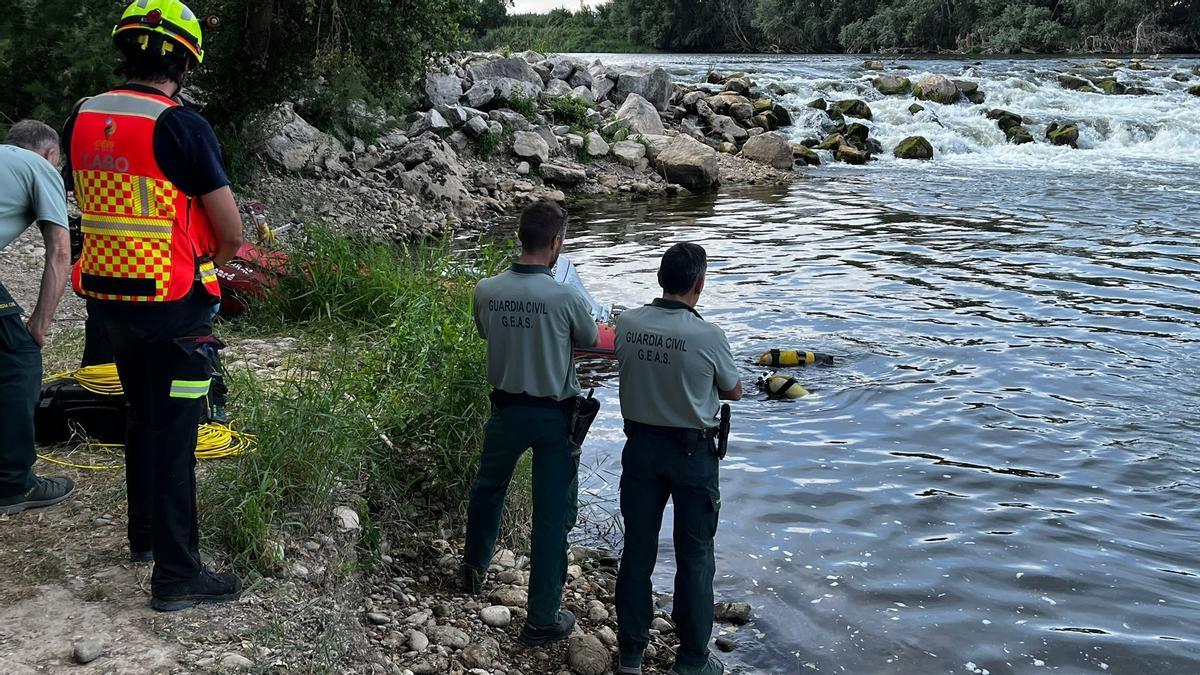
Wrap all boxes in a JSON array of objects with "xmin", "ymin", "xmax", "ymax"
[{"xmin": 35, "ymin": 378, "xmax": 128, "ymax": 445}]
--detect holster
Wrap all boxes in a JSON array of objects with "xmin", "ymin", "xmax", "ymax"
[
  {"xmin": 716, "ymin": 403, "xmax": 731, "ymax": 460},
  {"xmin": 568, "ymin": 388, "xmax": 601, "ymax": 452}
]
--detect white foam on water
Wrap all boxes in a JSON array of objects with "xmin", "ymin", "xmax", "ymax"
[{"xmin": 766, "ymin": 59, "xmax": 1200, "ymax": 177}]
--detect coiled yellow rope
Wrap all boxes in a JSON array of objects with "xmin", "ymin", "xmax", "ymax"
[{"xmin": 38, "ymin": 364, "xmax": 256, "ymax": 470}]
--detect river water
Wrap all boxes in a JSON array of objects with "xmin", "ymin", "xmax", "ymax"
[{"xmin": 531, "ymin": 55, "xmax": 1200, "ymax": 673}]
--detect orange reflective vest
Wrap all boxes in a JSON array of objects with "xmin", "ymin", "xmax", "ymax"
[{"xmin": 71, "ymin": 90, "xmax": 221, "ymax": 303}]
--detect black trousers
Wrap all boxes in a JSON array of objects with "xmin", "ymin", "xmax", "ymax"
[
  {"xmin": 0, "ymin": 313, "xmax": 41, "ymax": 498},
  {"xmin": 616, "ymin": 423, "xmax": 721, "ymax": 668},
  {"xmin": 91, "ymin": 293, "xmax": 214, "ymax": 590}
]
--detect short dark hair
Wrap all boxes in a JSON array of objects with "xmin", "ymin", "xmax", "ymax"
[
  {"xmin": 4, "ymin": 120, "xmax": 59, "ymax": 153},
  {"xmin": 518, "ymin": 201, "xmax": 568, "ymax": 252},
  {"xmin": 114, "ymin": 34, "xmax": 192, "ymax": 85},
  {"xmin": 658, "ymin": 243, "xmax": 708, "ymax": 295}
]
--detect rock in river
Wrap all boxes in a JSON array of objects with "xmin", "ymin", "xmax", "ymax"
[
  {"xmin": 873, "ymin": 75, "xmax": 911, "ymax": 95},
  {"xmin": 714, "ymin": 601, "xmax": 754, "ymax": 625},
  {"xmin": 740, "ymin": 132, "xmax": 794, "ymax": 170},
  {"xmin": 914, "ymin": 75, "xmax": 959, "ymax": 104},
  {"xmin": 656, "ymin": 135, "xmax": 720, "ymax": 192},
  {"xmin": 831, "ymin": 99, "xmax": 873, "ymax": 120},
  {"xmin": 1046, "ymin": 122, "xmax": 1080, "ymax": 148},
  {"xmin": 893, "ymin": 136, "xmax": 934, "ymax": 160}
]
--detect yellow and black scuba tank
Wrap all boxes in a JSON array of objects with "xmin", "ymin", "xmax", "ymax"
[
  {"xmin": 757, "ymin": 349, "xmax": 834, "ymax": 368},
  {"xmin": 761, "ymin": 374, "xmax": 809, "ymax": 400}
]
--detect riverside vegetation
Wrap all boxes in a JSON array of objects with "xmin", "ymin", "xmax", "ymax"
[{"xmin": 477, "ymin": 0, "xmax": 1199, "ymax": 55}]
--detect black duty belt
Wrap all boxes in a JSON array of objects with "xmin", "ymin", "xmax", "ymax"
[
  {"xmin": 625, "ymin": 419, "xmax": 718, "ymax": 443},
  {"xmin": 490, "ymin": 389, "xmax": 573, "ymax": 411}
]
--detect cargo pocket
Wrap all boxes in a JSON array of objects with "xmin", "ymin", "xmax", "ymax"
[{"xmin": 706, "ymin": 484, "xmax": 722, "ymax": 538}]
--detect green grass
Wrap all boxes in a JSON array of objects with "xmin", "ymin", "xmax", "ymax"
[
  {"xmin": 506, "ymin": 90, "xmax": 539, "ymax": 123},
  {"xmin": 201, "ymin": 227, "xmax": 527, "ymax": 575}
]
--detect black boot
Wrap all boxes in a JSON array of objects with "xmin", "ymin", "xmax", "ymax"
[
  {"xmin": 519, "ymin": 609, "xmax": 576, "ymax": 647},
  {"xmin": 151, "ymin": 568, "xmax": 242, "ymax": 612}
]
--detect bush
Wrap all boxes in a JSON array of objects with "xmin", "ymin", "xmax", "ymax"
[
  {"xmin": 548, "ymin": 94, "xmax": 594, "ymax": 131},
  {"xmin": 506, "ymin": 89, "xmax": 539, "ymax": 123}
]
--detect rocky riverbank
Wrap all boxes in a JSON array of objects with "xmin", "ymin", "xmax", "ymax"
[
  {"xmin": 241, "ymin": 51, "xmax": 797, "ymax": 241},
  {"xmin": 355, "ymin": 536, "xmax": 754, "ymax": 675}
]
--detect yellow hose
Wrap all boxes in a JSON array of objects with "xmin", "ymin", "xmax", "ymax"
[{"xmin": 39, "ymin": 364, "xmax": 255, "ymax": 469}]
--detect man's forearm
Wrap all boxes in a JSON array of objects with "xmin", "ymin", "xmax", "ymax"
[{"xmin": 29, "ymin": 245, "xmax": 70, "ymax": 336}]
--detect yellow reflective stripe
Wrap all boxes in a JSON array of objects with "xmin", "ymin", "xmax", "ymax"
[
  {"xmin": 169, "ymin": 379, "xmax": 211, "ymax": 399},
  {"xmin": 137, "ymin": 177, "xmax": 153, "ymax": 217},
  {"xmin": 81, "ymin": 216, "xmax": 173, "ymax": 238},
  {"xmin": 805, "ymin": 351, "xmax": 816, "ymax": 365},
  {"xmin": 80, "ymin": 93, "xmax": 171, "ymax": 121}
]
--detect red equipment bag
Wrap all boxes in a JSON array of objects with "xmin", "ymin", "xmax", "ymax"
[{"xmin": 216, "ymin": 242, "xmax": 289, "ymax": 318}]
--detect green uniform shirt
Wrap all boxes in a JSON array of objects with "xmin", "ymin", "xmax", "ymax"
[
  {"xmin": 616, "ymin": 299, "xmax": 739, "ymax": 430},
  {"xmin": 474, "ymin": 262, "xmax": 599, "ymax": 401},
  {"xmin": 0, "ymin": 145, "xmax": 69, "ymax": 317}
]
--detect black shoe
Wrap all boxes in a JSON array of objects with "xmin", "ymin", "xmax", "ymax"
[
  {"xmin": 0, "ymin": 476, "xmax": 75, "ymax": 515},
  {"xmin": 151, "ymin": 568, "xmax": 242, "ymax": 612},
  {"xmin": 130, "ymin": 549, "xmax": 154, "ymax": 563},
  {"xmin": 460, "ymin": 565, "xmax": 483, "ymax": 595},
  {"xmin": 519, "ymin": 609, "xmax": 576, "ymax": 647}
]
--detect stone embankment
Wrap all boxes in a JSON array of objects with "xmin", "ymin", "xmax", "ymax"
[{"xmin": 245, "ymin": 51, "xmax": 796, "ymax": 241}]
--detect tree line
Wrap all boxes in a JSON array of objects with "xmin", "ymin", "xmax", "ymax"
[
  {"xmin": 0, "ymin": 0, "xmax": 501, "ymax": 144},
  {"xmin": 477, "ymin": 0, "xmax": 1199, "ymax": 55}
]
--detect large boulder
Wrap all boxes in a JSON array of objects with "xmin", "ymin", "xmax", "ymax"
[
  {"xmin": 893, "ymin": 136, "xmax": 933, "ymax": 160},
  {"xmin": 656, "ymin": 135, "xmax": 719, "ymax": 192},
  {"xmin": 584, "ymin": 131, "xmax": 609, "ymax": 158},
  {"xmin": 708, "ymin": 114, "xmax": 748, "ymax": 144},
  {"xmin": 542, "ymin": 79, "xmax": 574, "ymax": 101},
  {"xmin": 986, "ymin": 109, "xmax": 1023, "ymax": 132},
  {"xmin": 408, "ymin": 109, "xmax": 451, "ymax": 137},
  {"xmin": 1005, "ymin": 125, "xmax": 1034, "ymax": 145},
  {"xmin": 616, "ymin": 93, "xmax": 665, "ymax": 135},
  {"xmin": 512, "ymin": 131, "xmax": 550, "ymax": 164},
  {"xmin": 638, "ymin": 134, "xmax": 675, "ymax": 162},
  {"xmin": 613, "ymin": 140, "xmax": 647, "ymax": 168},
  {"xmin": 873, "ymin": 75, "xmax": 911, "ymax": 95},
  {"xmin": 836, "ymin": 144, "xmax": 869, "ymax": 165},
  {"xmin": 592, "ymin": 76, "xmax": 616, "ymax": 103},
  {"xmin": 1092, "ymin": 77, "xmax": 1127, "ymax": 95},
  {"xmin": 567, "ymin": 635, "xmax": 609, "ymax": 675},
  {"xmin": 831, "ymin": 99, "xmax": 872, "ymax": 120},
  {"xmin": 426, "ymin": 72, "xmax": 464, "ymax": 107},
  {"xmin": 1057, "ymin": 74, "xmax": 1093, "ymax": 91},
  {"xmin": 913, "ymin": 75, "xmax": 959, "ymax": 104},
  {"xmin": 463, "ymin": 81, "xmax": 497, "ymax": 108},
  {"xmin": 740, "ymin": 132, "xmax": 793, "ymax": 170},
  {"xmin": 547, "ymin": 57, "xmax": 576, "ymax": 81},
  {"xmin": 1046, "ymin": 122, "xmax": 1079, "ymax": 148},
  {"xmin": 791, "ymin": 143, "xmax": 820, "ymax": 166},
  {"xmin": 954, "ymin": 79, "xmax": 986, "ymax": 104},
  {"xmin": 260, "ymin": 103, "xmax": 343, "ymax": 173},
  {"xmin": 1190, "ymin": 85, "xmax": 1200, "ymax": 96},
  {"xmin": 568, "ymin": 67, "xmax": 593, "ymax": 89},
  {"xmin": 396, "ymin": 162, "xmax": 475, "ymax": 216},
  {"xmin": 467, "ymin": 57, "xmax": 544, "ymax": 89},
  {"xmin": 398, "ymin": 135, "xmax": 463, "ymax": 175},
  {"xmin": 616, "ymin": 66, "xmax": 675, "ymax": 111},
  {"xmin": 540, "ymin": 163, "xmax": 588, "ymax": 186},
  {"xmin": 466, "ymin": 58, "xmax": 545, "ymax": 108}
]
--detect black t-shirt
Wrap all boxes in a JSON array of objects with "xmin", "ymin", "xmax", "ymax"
[{"xmin": 62, "ymin": 84, "xmax": 230, "ymax": 197}]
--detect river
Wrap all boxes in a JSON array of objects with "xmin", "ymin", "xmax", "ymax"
[{"xmin": 542, "ymin": 54, "xmax": 1200, "ymax": 674}]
